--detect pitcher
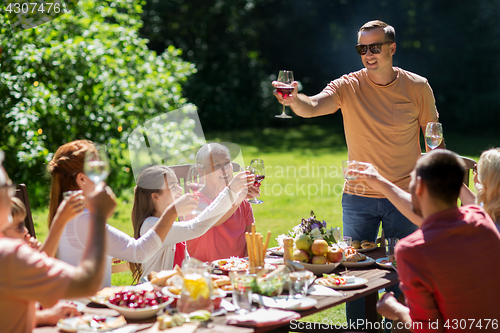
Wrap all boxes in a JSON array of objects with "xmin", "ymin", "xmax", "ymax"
[{"xmin": 177, "ymin": 258, "xmax": 213, "ymax": 313}]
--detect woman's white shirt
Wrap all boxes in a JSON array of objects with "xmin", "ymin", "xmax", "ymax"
[
  {"xmin": 57, "ymin": 209, "xmax": 162, "ymax": 288},
  {"xmin": 139, "ymin": 186, "xmax": 238, "ymax": 279}
]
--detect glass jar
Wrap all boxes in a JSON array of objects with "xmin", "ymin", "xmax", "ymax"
[{"xmin": 177, "ymin": 258, "xmax": 213, "ymax": 313}]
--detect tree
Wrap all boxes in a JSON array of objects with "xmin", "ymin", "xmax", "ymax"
[{"xmin": 0, "ymin": 0, "xmax": 196, "ymax": 206}]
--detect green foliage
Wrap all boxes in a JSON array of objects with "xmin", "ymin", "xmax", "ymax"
[{"xmin": 0, "ymin": 0, "xmax": 196, "ymax": 206}]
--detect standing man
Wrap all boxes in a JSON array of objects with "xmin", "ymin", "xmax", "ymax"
[{"xmin": 273, "ymin": 20, "xmax": 443, "ymax": 328}]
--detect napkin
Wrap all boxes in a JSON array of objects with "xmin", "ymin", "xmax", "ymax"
[
  {"xmin": 307, "ymin": 284, "xmax": 344, "ymax": 296},
  {"xmin": 226, "ymin": 308, "xmax": 300, "ymax": 327}
]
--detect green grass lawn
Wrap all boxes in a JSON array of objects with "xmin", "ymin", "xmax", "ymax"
[{"xmin": 30, "ymin": 125, "xmax": 489, "ymax": 326}]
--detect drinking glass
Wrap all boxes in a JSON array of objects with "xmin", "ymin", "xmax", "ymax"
[
  {"xmin": 342, "ymin": 160, "xmax": 360, "ymax": 180},
  {"xmin": 275, "ymin": 70, "xmax": 294, "ymax": 118},
  {"xmin": 385, "ymin": 238, "xmax": 399, "ymax": 264},
  {"xmin": 425, "ymin": 122, "xmax": 443, "ymax": 149},
  {"xmin": 289, "ymin": 270, "xmax": 313, "ymax": 298},
  {"xmin": 229, "ymin": 271, "xmax": 253, "ymax": 314},
  {"xmin": 247, "ymin": 159, "xmax": 265, "ymax": 204},
  {"xmin": 186, "ymin": 164, "xmax": 206, "ymax": 215},
  {"xmin": 84, "ymin": 145, "xmax": 110, "ymax": 186}
]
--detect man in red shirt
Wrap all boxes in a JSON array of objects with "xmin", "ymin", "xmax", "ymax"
[{"xmin": 357, "ymin": 150, "xmax": 500, "ymax": 332}]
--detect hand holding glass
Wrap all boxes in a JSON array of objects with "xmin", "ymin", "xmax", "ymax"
[
  {"xmin": 425, "ymin": 122, "xmax": 443, "ymax": 149},
  {"xmin": 342, "ymin": 160, "xmax": 360, "ymax": 180},
  {"xmin": 275, "ymin": 70, "xmax": 294, "ymax": 119},
  {"xmin": 84, "ymin": 145, "xmax": 110, "ymax": 186},
  {"xmin": 186, "ymin": 164, "xmax": 206, "ymax": 215},
  {"xmin": 247, "ymin": 159, "xmax": 265, "ymax": 204}
]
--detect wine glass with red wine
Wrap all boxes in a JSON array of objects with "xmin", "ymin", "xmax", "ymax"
[
  {"xmin": 275, "ymin": 70, "xmax": 294, "ymax": 119},
  {"xmin": 247, "ymin": 159, "xmax": 265, "ymax": 204},
  {"xmin": 186, "ymin": 164, "xmax": 206, "ymax": 214}
]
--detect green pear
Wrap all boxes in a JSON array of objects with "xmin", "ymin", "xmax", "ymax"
[{"xmin": 295, "ymin": 234, "xmax": 312, "ymax": 252}]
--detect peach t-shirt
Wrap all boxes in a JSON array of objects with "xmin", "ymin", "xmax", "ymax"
[
  {"xmin": 322, "ymin": 67, "xmax": 438, "ymax": 197},
  {"xmin": 0, "ymin": 238, "xmax": 75, "ymax": 333},
  {"xmin": 186, "ymin": 194, "xmax": 254, "ymax": 262}
]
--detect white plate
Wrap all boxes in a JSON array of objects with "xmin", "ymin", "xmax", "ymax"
[
  {"xmin": 315, "ymin": 277, "xmax": 368, "ymax": 290},
  {"xmin": 252, "ymin": 294, "xmax": 317, "ymax": 310},
  {"xmin": 105, "ymin": 299, "xmax": 172, "ymax": 320},
  {"xmin": 268, "ymin": 246, "xmax": 284, "ymax": 256},
  {"xmin": 300, "ymin": 261, "xmax": 341, "ymax": 275},
  {"xmin": 341, "ymin": 256, "xmax": 375, "ymax": 268},
  {"xmin": 357, "ymin": 246, "xmax": 379, "ymax": 253},
  {"xmin": 56, "ymin": 315, "xmax": 126, "ymax": 332},
  {"xmin": 375, "ymin": 257, "xmax": 396, "ymax": 270}
]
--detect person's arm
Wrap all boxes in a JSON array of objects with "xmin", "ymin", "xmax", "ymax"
[
  {"xmin": 272, "ymin": 81, "xmax": 339, "ymax": 118},
  {"xmin": 62, "ymin": 185, "xmax": 116, "ymax": 298},
  {"xmin": 35, "ymin": 301, "xmax": 80, "ymax": 327},
  {"xmin": 40, "ymin": 191, "xmax": 85, "ymax": 257},
  {"xmin": 459, "ymin": 183, "xmax": 476, "ymax": 206},
  {"xmin": 354, "ymin": 163, "xmax": 423, "ymax": 227},
  {"xmin": 152, "ymin": 186, "xmax": 242, "ymax": 246},
  {"xmin": 377, "ymin": 292, "xmax": 413, "ymax": 329},
  {"xmin": 192, "ymin": 171, "xmax": 253, "ymax": 228}
]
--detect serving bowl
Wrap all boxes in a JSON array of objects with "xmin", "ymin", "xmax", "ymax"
[
  {"xmin": 105, "ymin": 299, "xmax": 172, "ymax": 320},
  {"xmin": 299, "ymin": 261, "xmax": 341, "ymax": 275}
]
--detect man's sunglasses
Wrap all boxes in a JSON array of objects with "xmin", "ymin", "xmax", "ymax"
[{"xmin": 355, "ymin": 42, "xmax": 393, "ymax": 55}]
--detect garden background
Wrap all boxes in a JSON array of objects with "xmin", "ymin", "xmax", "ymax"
[{"xmin": 2, "ymin": 0, "xmax": 500, "ymax": 325}]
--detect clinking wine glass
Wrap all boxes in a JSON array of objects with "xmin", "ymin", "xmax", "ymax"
[
  {"xmin": 84, "ymin": 145, "xmax": 110, "ymax": 186},
  {"xmin": 425, "ymin": 122, "xmax": 443, "ymax": 149},
  {"xmin": 247, "ymin": 159, "xmax": 265, "ymax": 204},
  {"xmin": 275, "ymin": 70, "xmax": 294, "ymax": 119},
  {"xmin": 186, "ymin": 164, "xmax": 206, "ymax": 215}
]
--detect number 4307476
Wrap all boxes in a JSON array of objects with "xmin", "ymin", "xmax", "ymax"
[{"xmin": 6, "ymin": 2, "xmax": 64, "ymax": 14}]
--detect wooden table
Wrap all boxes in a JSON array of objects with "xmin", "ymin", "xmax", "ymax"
[{"xmin": 34, "ymin": 248, "xmax": 397, "ymax": 333}]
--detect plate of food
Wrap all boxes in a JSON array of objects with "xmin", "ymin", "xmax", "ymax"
[
  {"xmin": 268, "ymin": 246, "xmax": 284, "ymax": 256},
  {"xmin": 88, "ymin": 286, "xmax": 125, "ymax": 305},
  {"xmin": 341, "ymin": 257, "xmax": 375, "ymax": 268},
  {"xmin": 57, "ymin": 315, "xmax": 127, "ymax": 332},
  {"xmin": 351, "ymin": 240, "xmax": 378, "ymax": 253},
  {"xmin": 315, "ymin": 274, "xmax": 368, "ymax": 290},
  {"xmin": 375, "ymin": 257, "xmax": 397, "ymax": 270},
  {"xmin": 211, "ymin": 257, "xmax": 277, "ymax": 274}
]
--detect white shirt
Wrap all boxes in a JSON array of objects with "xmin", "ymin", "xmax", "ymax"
[
  {"xmin": 139, "ymin": 187, "xmax": 237, "ymax": 279},
  {"xmin": 58, "ymin": 210, "xmax": 162, "ymax": 288}
]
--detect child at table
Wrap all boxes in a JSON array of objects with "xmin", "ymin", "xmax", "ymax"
[{"xmin": 130, "ymin": 165, "xmax": 252, "ymax": 282}]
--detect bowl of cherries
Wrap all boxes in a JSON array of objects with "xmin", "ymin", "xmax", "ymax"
[{"xmin": 105, "ymin": 288, "xmax": 173, "ymax": 320}]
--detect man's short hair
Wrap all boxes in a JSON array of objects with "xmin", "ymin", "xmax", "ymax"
[
  {"xmin": 358, "ymin": 20, "xmax": 396, "ymax": 43},
  {"xmin": 415, "ymin": 150, "xmax": 465, "ymax": 204}
]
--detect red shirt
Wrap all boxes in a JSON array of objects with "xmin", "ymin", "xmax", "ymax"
[
  {"xmin": 186, "ymin": 193, "xmax": 254, "ymax": 262},
  {"xmin": 396, "ymin": 205, "xmax": 500, "ymax": 332}
]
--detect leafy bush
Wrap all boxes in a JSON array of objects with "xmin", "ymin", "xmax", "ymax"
[{"xmin": 0, "ymin": 0, "xmax": 195, "ymax": 206}]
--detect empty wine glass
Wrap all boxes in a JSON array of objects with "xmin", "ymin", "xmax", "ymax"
[
  {"xmin": 275, "ymin": 70, "xmax": 294, "ymax": 119},
  {"xmin": 186, "ymin": 164, "xmax": 206, "ymax": 215},
  {"xmin": 425, "ymin": 122, "xmax": 443, "ymax": 149},
  {"xmin": 84, "ymin": 145, "xmax": 110, "ymax": 186},
  {"xmin": 247, "ymin": 159, "xmax": 265, "ymax": 204}
]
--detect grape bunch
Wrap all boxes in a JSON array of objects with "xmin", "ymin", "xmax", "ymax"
[{"xmin": 108, "ymin": 289, "xmax": 169, "ymax": 309}]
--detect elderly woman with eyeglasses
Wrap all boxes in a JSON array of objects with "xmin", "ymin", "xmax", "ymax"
[
  {"xmin": 186, "ymin": 143, "xmax": 260, "ymax": 262},
  {"xmin": 459, "ymin": 148, "xmax": 500, "ymax": 231}
]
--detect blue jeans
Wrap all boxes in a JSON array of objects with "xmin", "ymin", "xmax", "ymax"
[{"xmin": 342, "ymin": 193, "xmax": 418, "ymax": 331}]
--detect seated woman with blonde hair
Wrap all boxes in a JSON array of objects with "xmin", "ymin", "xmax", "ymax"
[{"xmin": 460, "ymin": 148, "xmax": 500, "ymax": 230}]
